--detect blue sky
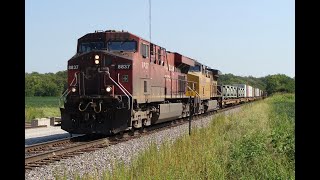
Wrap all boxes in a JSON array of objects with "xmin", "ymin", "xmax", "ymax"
[{"xmin": 26, "ymin": 0, "xmax": 294, "ymax": 78}]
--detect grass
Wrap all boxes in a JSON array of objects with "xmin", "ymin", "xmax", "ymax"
[
  {"xmin": 25, "ymin": 96, "xmax": 61, "ymax": 122},
  {"xmin": 60, "ymin": 93, "xmax": 295, "ymax": 179}
]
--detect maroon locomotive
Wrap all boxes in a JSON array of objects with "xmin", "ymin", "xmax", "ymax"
[{"xmin": 60, "ymin": 30, "xmax": 221, "ymax": 135}]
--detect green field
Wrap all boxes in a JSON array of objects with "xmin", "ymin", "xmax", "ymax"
[
  {"xmin": 72, "ymin": 93, "xmax": 295, "ymax": 179},
  {"xmin": 25, "ymin": 96, "xmax": 61, "ymax": 122},
  {"xmin": 25, "ymin": 96, "xmax": 61, "ymax": 107}
]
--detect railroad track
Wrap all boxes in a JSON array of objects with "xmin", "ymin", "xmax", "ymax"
[
  {"xmin": 25, "ymin": 135, "xmax": 110, "ymax": 170},
  {"xmin": 25, "ymin": 102, "xmax": 245, "ymax": 171}
]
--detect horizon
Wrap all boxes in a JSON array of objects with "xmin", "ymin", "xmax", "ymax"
[
  {"xmin": 25, "ymin": 69, "xmax": 293, "ymax": 79},
  {"xmin": 26, "ymin": 0, "xmax": 294, "ymax": 78}
]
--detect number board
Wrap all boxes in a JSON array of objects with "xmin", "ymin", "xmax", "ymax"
[
  {"xmin": 117, "ymin": 64, "xmax": 131, "ymax": 70},
  {"xmin": 68, "ymin": 65, "xmax": 79, "ymax": 70}
]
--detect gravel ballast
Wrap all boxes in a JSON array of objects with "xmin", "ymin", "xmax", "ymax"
[{"xmin": 25, "ymin": 107, "xmax": 241, "ymax": 179}]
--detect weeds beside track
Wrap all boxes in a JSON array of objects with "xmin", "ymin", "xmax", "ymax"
[{"xmin": 97, "ymin": 94, "xmax": 295, "ymax": 179}]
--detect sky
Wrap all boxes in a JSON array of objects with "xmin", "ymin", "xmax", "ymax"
[{"xmin": 25, "ymin": 0, "xmax": 295, "ymax": 78}]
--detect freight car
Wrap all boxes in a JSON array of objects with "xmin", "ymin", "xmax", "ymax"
[{"xmin": 60, "ymin": 30, "xmax": 265, "ymax": 135}]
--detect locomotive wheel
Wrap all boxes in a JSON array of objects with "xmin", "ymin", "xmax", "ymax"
[
  {"xmin": 139, "ymin": 127, "xmax": 147, "ymax": 133},
  {"xmin": 128, "ymin": 129, "xmax": 135, "ymax": 136},
  {"xmin": 115, "ymin": 132, "xmax": 124, "ymax": 139}
]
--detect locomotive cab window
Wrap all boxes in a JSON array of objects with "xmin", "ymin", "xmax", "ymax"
[
  {"xmin": 107, "ymin": 41, "xmax": 137, "ymax": 52},
  {"xmin": 189, "ymin": 65, "xmax": 201, "ymax": 72},
  {"xmin": 79, "ymin": 42, "xmax": 104, "ymax": 53},
  {"xmin": 150, "ymin": 44, "xmax": 154, "ymax": 55},
  {"xmin": 141, "ymin": 43, "xmax": 149, "ymax": 58},
  {"xmin": 158, "ymin": 49, "xmax": 161, "ymax": 64}
]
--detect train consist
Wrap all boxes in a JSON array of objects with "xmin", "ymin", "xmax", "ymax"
[{"xmin": 60, "ymin": 30, "xmax": 265, "ymax": 135}]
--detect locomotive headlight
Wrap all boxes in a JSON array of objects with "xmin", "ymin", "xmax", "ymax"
[
  {"xmin": 94, "ymin": 55, "xmax": 99, "ymax": 59},
  {"xmin": 106, "ymin": 86, "xmax": 112, "ymax": 92},
  {"xmin": 71, "ymin": 87, "xmax": 76, "ymax": 92},
  {"xmin": 94, "ymin": 59, "xmax": 100, "ymax": 64}
]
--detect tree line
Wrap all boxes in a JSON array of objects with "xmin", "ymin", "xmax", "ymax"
[
  {"xmin": 25, "ymin": 71, "xmax": 68, "ymax": 96},
  {"xmin": 219, "ymin": 73, "xmax": 295, "ymax": 95},
  {"xmin": 25, "ymin": 70, "xmax": 294, "ymax": 96}
]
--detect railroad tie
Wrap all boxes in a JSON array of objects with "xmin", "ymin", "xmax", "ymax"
[
  {"xmin": 62, "ymin": 154, "xmax": 75, "ymax": 157},
  {"xmin": 73, "ymin": 152, "xmax": 85, "ymax": 154},
  {"xmin": 26, "ymin": 164, "xmax": 41, "ymax": 167},
  {"xmin": 33, "ymin": 161, "xmax": 48, "ymax": 165}
]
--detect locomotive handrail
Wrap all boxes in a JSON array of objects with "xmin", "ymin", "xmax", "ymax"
[
  {"xmin": 117, "ymin": 73, "xmax": 132, "ymax": 97},
  {"xmin": 69, "ymin": 72, "xmax": 79, "ymax": 87},
  {"xmin": 186, "ymin": 85, "xmax": 201, "ymax": 110},
  {"xmin": 59, "ymin": 72, "xmax": 80, "ymax": 106},
  {"xmin": 59, "ymin": 89, "xmax": 70, "ymax": 107},
  {"xmin": 187, "ymin": 85, "xmax": 200, "ymax": 98},
  {"xmin": 117, "ymin": 73, "xmax": 133, "ymax": 115},
  {"xmin": 104, "ymin": 71, "xmax": 131, "ymax": 110},
  {"xmin": 163, "ymin": 76, "xmax": 197, "ymax": 83},
  {"xmin": 108, "ymin": 77, "xmax": 131, "ymax": 110},
  {"xmin": 80, "ymin": 72, "xmax": 85, "ymax": 95}
]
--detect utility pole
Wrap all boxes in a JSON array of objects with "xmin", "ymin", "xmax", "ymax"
[{"xmin": 189, "ymin": 96, "xmax": 193, "ymax": 135}]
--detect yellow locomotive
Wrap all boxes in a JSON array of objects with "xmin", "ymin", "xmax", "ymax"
[{"xmin": 186, "ymin": 61, "xmax": 221, "ymax": 114}]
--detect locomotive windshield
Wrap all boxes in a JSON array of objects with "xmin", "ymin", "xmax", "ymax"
[
  {"xmin": 107, "ymin": 41, "xmax": 136, "ymax": 51},
  {"xmin": 189, "ymin": 65, "xmax": 201, "ymax": 72},
  {"xmin": 79, "ymin": 42, "xmax": 104, "ymax": 53},
  {"xmin": 78, "ymin": 41, "xmax": 137, "ymax": 53}
]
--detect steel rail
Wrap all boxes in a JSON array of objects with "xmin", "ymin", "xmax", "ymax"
[
  {"xmin": 25, "ymin": 138, "xmax": 109, "ymax": 165},
  {"xmin": 25, "ymin": 137, "xmax": 73, "ymax": 153}
]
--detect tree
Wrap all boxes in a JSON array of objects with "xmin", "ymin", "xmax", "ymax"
[
  {"xmin": 265, "ymin": 74, "xmax": 295, "ymax": 95},
  {"xmin": 25, "ymin": 70, "xmax": 68, "ymax": 96}
]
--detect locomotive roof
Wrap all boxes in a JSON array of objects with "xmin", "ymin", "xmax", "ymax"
[
  {"xmin": 207, "ymin": 68, "xmax": 222, "ymax": 76},
  {"xmin": 79, "ymin": 30, "xmax": 140, "ymax": 41},
  {"xmin": 80, "ymin": 30, "xmax": 221, "ymax": 72}
]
